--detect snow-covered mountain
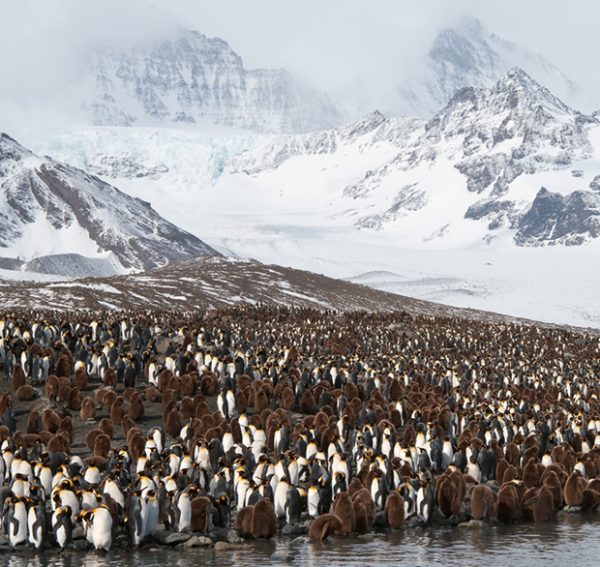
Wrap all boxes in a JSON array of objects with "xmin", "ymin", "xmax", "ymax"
[
  {"xmin": 227, "ymin": 68, "xmax": 600, "ymax": 248},
  {"xmin": 229, "ymin": 110, "xmax": 424, "ymax": 175},
  {"xmin": 82, "ymin": 30, "xmax": 341, "ymax": 133},
  {"xmin": 0, "ymin": 133, "xmax": 218, "ymax": 276},
  {"xmin": 393, "ymin": 18, "xmax": 576, "ymax": 118}
]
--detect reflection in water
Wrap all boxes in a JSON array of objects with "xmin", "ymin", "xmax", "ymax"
[{"xmin": 3, "ymin": 517, "xmax": 600, "ymax": 567}]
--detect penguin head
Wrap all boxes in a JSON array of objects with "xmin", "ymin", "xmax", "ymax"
[{"xmin": 57, "ymin": 505, "xmax": 72, "ymax": 519}]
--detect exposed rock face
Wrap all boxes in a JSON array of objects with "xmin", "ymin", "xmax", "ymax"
[
  {"xmin": 516, "ymin": 187, "xmax": 600, "ymax": 246},
  {"xmin": 88, "ymin": 154, "xmax": 169, "ymax": 180},
  {"xmin": 0, "ymin": 133, "xmax": 219, "ymax": 275},
  {"xmin": 84, "ymin": 30, "xmax": 341, "ymax": 133}
]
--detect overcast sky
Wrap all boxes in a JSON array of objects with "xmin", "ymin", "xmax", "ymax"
[{"xmin": 1, "ymin": 0, "xmax": 599, "ymax": 133}]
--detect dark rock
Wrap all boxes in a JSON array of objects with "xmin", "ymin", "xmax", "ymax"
[
  {"xmin": 150, "ymin": 530, "xmax": 192, "ymax": 546},
  {"xmin": 515, "ymin": 187, "xmax": 600, "ymax": 246},
  {"xmin": 282, "ymin": 524, "xmax": 308, "ymax": 536}
]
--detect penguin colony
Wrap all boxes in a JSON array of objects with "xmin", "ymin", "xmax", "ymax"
[{"xmin": 0, "ymin": 305, "xmax": 599, "ymax": 551}]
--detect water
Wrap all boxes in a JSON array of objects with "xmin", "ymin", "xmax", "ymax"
[{"xmin": 2, "ymin": 515, "xmax": 598, "ymax": 567}]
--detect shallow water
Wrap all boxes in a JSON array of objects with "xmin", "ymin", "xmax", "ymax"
[{"xmin": 3, "ymin": 515, "xmax": 599, "ymax": 567}]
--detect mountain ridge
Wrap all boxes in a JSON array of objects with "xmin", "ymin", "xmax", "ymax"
[{"xmin": 0, "ymin": 133, "xmax": 219, "ymax": 275}]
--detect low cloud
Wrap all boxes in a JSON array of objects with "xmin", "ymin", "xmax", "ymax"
[{"xmin": 1, "ymin": 0, "xmax": 598, "ymax": 136}]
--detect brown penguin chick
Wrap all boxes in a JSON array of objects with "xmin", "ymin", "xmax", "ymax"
[
  {"xmin": 15, "ymin": 385, "xmax": 36, "ymax": 402},
  {"xmin": 190, "ymin": 496, "xmax": 213, "ymax": 533},
  {"xmin": 26, "ymin": 410, "xmax": 43, "ymax": 435},
  {"xmin": 520, "ymin": 487, "xmax": 538, "ymax": 521},
  {"xmin": 194, "ymin": 401, "xmax": 210, "ymax": 419},
  {"xmin": 533, "ymin": 485, "xmax": 556, "ymax": 522},
  {"xmin": 161, "ymin": 390, "xmax": 178, "ymax": 411},
  {"xmin": 314, "ymin": 411, "xmax": 329, "ymax": 433},
  {"xmin": 180, "ymin": 397, "xmax": 195, "ymax": 419},
  {"xmin": 235, "ymin": 506, "xmax": 255, "ymax": 538},
  {"xmin": 384, "ymin": 490, "xmax": 405, "ymax": 529},
  {"xmin": 13, "ymin": 432, "xmax": 41, "ymax": 448},
  {"xmin": 541, "ymin": 471, "xmax": 563, "ymax": 509},
  {"xmin": 352, "ymin": 488, "xmax": 375, "ymax": 532},
  {"xmin": 101, "ymin": 390, "xmax": 117, "ymax": 413},
  {"xmin": 299, "ymin": 390, "xmax": 317, "ymax": 415},
  {"xmin": 251, "ymin": 498, "xmax": 277, "ymax": 539},
  {"xmin": 348, "ymin": 477, "xmax": 365, "ymax": 498},
  {"xmin": 550, "ymin": 445, "xmax": 565, "ymax": 464},
  {"xmin": 0, "ymin": 425, "xmax": 10, "ymax": 443},
  {"xmin": 47, "ymin": 434, "xmax": 69, "ymax": 454},
  {"xmin": 235, "ymin": 391, "xmax": 248, "ymax": 415},
  {"xmin": 583, "ymin": 458, "xmax": 597, "ymax": 480},
  {"xmin": 110, "ymin": 398, "xmax": 125, "ymax": 426},
  {"xmin": 55, "ymin": 354, "xmax": 72, "ymax": 378},
  {"xmin": 46, "ymin": 375, "xmax": 59, "ymax": 401},
  {"xmin": 166, "ymin": 409, "xmax": 183, "ymax": 439},
  {"xmin": 58, "ymin": 385, "xmax": 72, "ymax": 404},
  {"xmin": 332, "ymin": 492, "xmax": 355, "ymax": 535},
  {"xmin": 68, "ymin": 388, "xmax": 82, "ymax": 411},
  {"xmin": 84, "ymin": 454, "xmax": 108, "ymax": 468},
  {"xmin": 204, "ymin": 427, "xmax": 223, "ymax": 442},
  {"xmin": 121, "ymin": 416, "xmax": 136, "ymax": 438},
  {"xmin": 58, "ymin": 416, "xmax": 74, "ymax": 443},
  {"xmin": 581, "ymin": 488, "xmax": 600, "ymax": 512},
  {"xmin": 201, "ymin": 414, "xmax": 215, "ymax": 432},
  {"xmin": 562, "ymin": 451, "xmax": 576, "ymax": 474},
  {"xmin": 93, "ymin": 433, "xmax": 112, "ymax": 458},
  {"xmin": 501, "ymin": 464, "xmax": 519, "ymax": 485},
  {"xmin": 122, "ymin": 387, "xmax": 137, "ymax": 402},
  {"xmin": 279, "ymin": 387, "xmax": 295, "ymax": 411},
  {"xmin": 80, "ymin": 396, "xmax": 96, "ymax": 421},
  {"xmin": 167, "ymin": 377, "xmax": 182, "ymax": 399},
  {"xmin": 504, "ymin": 443, "xmax": 520, "ymax": 467},
  {"xmin": 38, "ymin": 430, "xmax": 53, "ymax": 444},
  {"xmin": 180, "ymin": 374, "xmax": 196, "ymax": 397},
  {"xmin": 86, "ymin": 429, "xmax": 103, "ymax": 452},
  {"xmin": 308, "ymin": 513, "xmax": 344, "ymax": 540},
  {"xmin": 42, "ymin": 409, "xmax": 61, "ymax": 434},
  {"xmin": 496, "ymin": 483, "xmax": 520, "ymax": 523},
  {"xmin": 154, "ymin": 368, "xmax": 171, "ymax": 392},
  {"xmin": 145, "ymin": 387, "xmax": 162, "ymax": 403},
  {"xmin": 586, "ymin": 478, "xmax": 600, "ymax": 493},
  {"xmin": 254, "ymin": 388, "xmax": 269, "ymax": 414},
  {"xmin": 437, "ymin": 474, "xmax": 461, "ymax": 518},
  {"xmin": 564, "ymin": 471, "xmax": 586, "ymax": 507},
  {"xmin": 523, "ymin": 459, "xmax": 540, "ymax": 489},
  {"xmin": 470, "ymin": 484, "xmax": 496, "ymax": 521},
  {"xmin": 103, "ymin": 368, "xmax": 117, "ymax": 388},
  {"xmin": 128, "ymin": 394, "xmax": 145, "ymax": 421},
  {"xmin": 11, "ymin": 365, "xmax": 27, "ymax": 391},
  {"xmin": 73, "ymin": 367, "xmax": 88, "ymax": 391},
  {"xmin": 128, "ymin": 432, "xmax": 146, "ymax": 463},
  {"xmin": 199, "ymin": 373, "xmax": 218, "ymax": 397},
  {"xmin": 0, "ymin": 394, "xmax": 11, "ymax": 416},
  {"xmin": 352, "ymin": 498, "xmax": 370, "ymax": 534},
  {"xmin": 98, "ymin": 418, "xmax": 114, "ymax": 439},
  {"xmin": 126, "ymin": 427, "xmax": 142, "ymax": 448}
]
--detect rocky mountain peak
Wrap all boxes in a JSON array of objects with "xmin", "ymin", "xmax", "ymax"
[{"xmin": 84, "ymin": 28, "xmax": 342, "ymax": 133}]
